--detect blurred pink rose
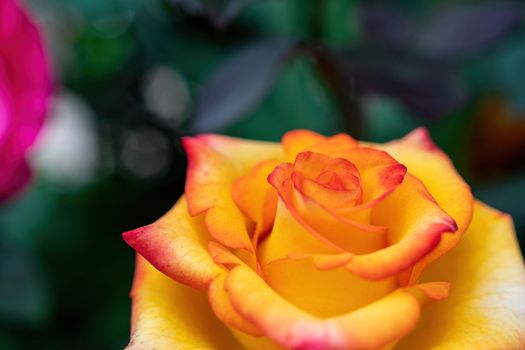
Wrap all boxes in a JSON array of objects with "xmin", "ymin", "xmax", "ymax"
[{"xmin": 0, "ymin": 0, "xmax": 52, "ymax": 201}]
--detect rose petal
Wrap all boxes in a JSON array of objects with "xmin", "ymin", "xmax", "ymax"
[
  {"xmin": 268, "ymin": 163, "xmax": 387, "ymax": 256},
  {"xmin": 380, "ymin": 128, "xmax": 474, "ymax": 282},
  {"xmin": 259, "ymin": 199, "xmax": 343, "ymax": 266},
  {"xmin": 282, "ymin": 130, "xmax": 327, "ymax": 160},
  {"xmin": 126, "ymin": 255, "xmax": 243, "ymax": 350},
  {"xmin": 229, "ymin": 330, "xmax": 285, "ymax": 350},
  {"xmin": 286, "ymin": 174, "xmax": 457, "ymax": 281},
  {"xmin": 288, "ymin": 185, "xmax": 388, "ymax": 254},
  {"xmin": 208, "ymin": 241, "xmax": 246, "ymax": 268},
  {"xmin": 307, "ymin": 133, "xmax": 359, "ymax": 156},
  {"xmin": 224, "ymin": 264, "xmax": 449, "ymax": 350},
  {"xmin": 282, "ymin": 130, "xmax": 358, "ymax": 161},
  {"xmin": 331, "ymin": 147, "xmax": 407, "ymax": 212},
  {"xmin": 208, "ymin": 241, "xmax": 261, "ymax": 273},
  {"xmin": 184, "ymin": 134, "xmax": 283, "ymax": 251},
  {"xmin": 262, "ymin": 258, "xmax": 397, "ymax": 317},
  {"xmin": 397, "ymin": 201, "xmax": 525, "ymax": 349},
  {"xmin": 208, "ymin": 273, "xmax": 262, "ymax": 337},
  {"xmin": 292, "ymin": 153, "xmax": 363, "ymax": 209},
  {"xmin": 343, "ymin": 174, "xmax": 457, "ymax": 280},
  {"xmin": 232, "ymin": 159, "xmax": 280, "ymax": 245},
  {"xmin": 271, "ymin": 148, "xmax": 406, "ymax": 247},
  {"xmin": 123, "ymin": 197, "xmax": 222, "ymax": 290}
]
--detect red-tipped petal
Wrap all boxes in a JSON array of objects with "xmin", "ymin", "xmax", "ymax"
[
  {"xmin": 123, "ymin": 197, "xmax": 222, "ymax": 290},
  {"xmin": 380, "ymin": 128, "xmax": 474, "ymax": 282},
  {"xmin": 126, "ymin": 255, "xmax": 242, "ymax": 349},
  {"xmin": 183, "ymin": 135, "xmax": 282, "ymax": 251}
]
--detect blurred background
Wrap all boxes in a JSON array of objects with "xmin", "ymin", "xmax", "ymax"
[{"xmin": 1, "ymin": 0, "xmax": 525, "ymax": 348}]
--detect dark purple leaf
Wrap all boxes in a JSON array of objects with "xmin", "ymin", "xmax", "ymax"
[
  {"xmin": 191, "ymin": 39, "xmax": 297, "ymax": 132},
  {"xmin": 416, "ymin": 2, "xmax": 523, "ymax": 60},
  {"xmin": 359, "ymin": 5, "xmax": 414, "ymax": 48},
  {"xmin": 170, "ymin": 0, "xmax": 254, "ymax": 28},
  {"xmin": 334, "ymin": 47, "xmax": 467, "ymax": 119}
]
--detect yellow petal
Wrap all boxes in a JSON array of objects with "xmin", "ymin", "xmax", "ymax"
[
  {"xmin": 332, "ymin": 147, "xmax": 406, "ymax": 209},
  {"xmin": 230, "ymin": 329, "xmax": 285, "ymax": 350},
  {"xmin": 231, "ymin": 159, "xmax": 280, "ymax": 244},
  {"xmin": 123, "ymin": 197, "xmax": 222, "ymax": 290},
  {"xmin": 262, "ymin": 258, "xmax": 397, "ymax": 317},
  {"xmin": 268, "ymin": 162, "xmax": 387, "ymax": 256},
  {"xmin": 126, "ymin": 255, "xmax": 242, "ymax": 350},
  {"xmin": 282, "ymin": 130, "xmax": 327, "ymax": 160},
  {"xmin": 259, "ymin": 199, "xmax": 342, "ymax": 266},
  {"xmin": 183, "ymin": 134, "xmax": 283, "ymax": 251},
  {"xmin": 292, "ymin": 153, "xmax": 363, "ymax": 209},
  {"xmin": 282, "ymin": 130, "xmax": 358, "ymax": 161},
  {"xmin": 380, "ymin": 128, "xmax": 474, "ymax": 282},
  {"xmin": 350, "ymin": 174, "xmax": 457, "ymax": 281},
  {"xmin": 265, "ymin": 173, "xmax": 456, "ymax": 282},
  {"xmin": 224, "ymin": 265, "xmax": 448, "ymax": 350},
  {"xmin": 396, "ymin": 201, "xmax": 525, "ymax": 349},
  {"xmin": 208, "ymin": 273, "xmax": 262, "ymax": 337}
]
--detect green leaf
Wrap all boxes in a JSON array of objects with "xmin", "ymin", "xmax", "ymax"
[{"xmin": 322, "ymin": 0, "xmax": 360, "ymax": 47}]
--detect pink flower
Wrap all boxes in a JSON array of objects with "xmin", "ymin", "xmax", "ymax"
[{"xmin": 0, "ymin": 0, "xmax": 52, "ymax": 201}]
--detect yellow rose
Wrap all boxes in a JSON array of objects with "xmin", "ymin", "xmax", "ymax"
[{"xmin": 123, "ymin": 129, "xmax": 525, "ymax": 350}]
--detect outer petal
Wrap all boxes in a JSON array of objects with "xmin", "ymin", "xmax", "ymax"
[
  {"xmin": 126, "ymin": 255, "xmax": 243, "ymax": 350},
  {"xmin": 396, "ymin": 201, "xmax": 525, "ymax": 349},
  {"xmin": 183, "ymin": 134, "xmax": 283, "ymax": 251},
  {"xmin": 282, "ymin": 130, "xmax": 358, "ymax": 161},
  {"xmin": 208, "ymin": 273, "xmax": 262, "ymax": 337},
  {"xmin": 123, "ymin": 197, "xmax": 222, "ymax": 290},
  {"xmin": 224, "ymin": 265, "xmax": 449, "ymax": 350},
  {"xmin": 380, "ymin": 128, "xmax": 474, "ymax": 282}
]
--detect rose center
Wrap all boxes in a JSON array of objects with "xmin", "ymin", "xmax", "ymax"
[{"xmin": 292, "ymin": 153, "xmax": 363, "ymax": 209}]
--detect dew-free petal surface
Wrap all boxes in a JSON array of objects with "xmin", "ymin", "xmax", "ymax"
[
  {"xmin": 126, "ymin": 255, "xmax": 243, "ymax": 350},
  {"xmin": 208, "ymin": 273, "xmax": 262, "ymax": 336},
  {"xmin": 123, "ymin": 197, "xmax": 222, "ymax": 290},
  {"xmin": 380, "ymin": 128, "xmax": 473, "ymax": 282},
  {"xmin": 184, "ymin": 134, "xmax": 283, "ymax": 251},
  {"xmin": 232, "ymin": 159, "xmax": 279, "ymax": 243},
  {"xmin": 396, "ymin": 201, "xmax": 525, "ymax": 349},
  {"xmin": 282, "ymin": 129, "xmax": 357, "ymax": 161},
  {"xmin": 355, "ymin": 174, "xmax": 457, "ymax": 281},
  {"xmin": 262, "ymin": 258, "xmax": 397, "ymax": 317},
  {"xmin": 225, "ymin": 265, "xmax": 448, "ymax": 350}
]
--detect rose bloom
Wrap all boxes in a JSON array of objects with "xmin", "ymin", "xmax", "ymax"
[
  {"xmin": 124, "ymin": 129, "xmax": 525, "ymax": 350},
  {"xmin": 0, "ymin": 0, "xmax": 51, "ymax": 201}
]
